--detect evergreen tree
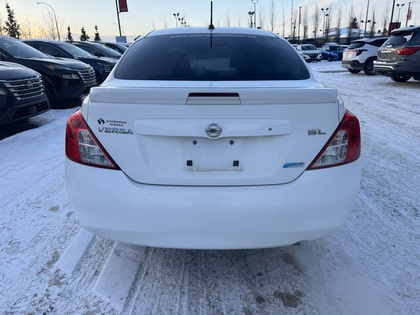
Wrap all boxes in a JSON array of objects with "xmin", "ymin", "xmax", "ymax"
[
  {"xmin": 66, "ymin": 26, "xmax": 73, "ymax": 42},
  {"xmin": 80, "ymin": 26, "xmax": 89, "ymax": 41},
  {"xmin": 3, "ymin": 3, "xmax": 21, "ymax": 38},
  {"xmin": 94, "ymin": 25, "xmax": 101, "ymax": 41}
]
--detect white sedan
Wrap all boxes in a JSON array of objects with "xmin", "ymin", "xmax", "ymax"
[{"xmin": 65, "ymin": 27, "xmax": 361, "ymax": 249}]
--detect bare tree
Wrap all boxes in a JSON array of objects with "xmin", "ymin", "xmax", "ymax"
[
  {"xmin": 335, "ymin": 8, "xmax": 342, "ymax": 43},
  {"xmin": 20, "ymin": 19, "xmax": 33, "ymax": 39},
  {"xmin": 302, "ymin": 7, "xmax": 308, "ymax": 40},
  {"xmin": 313, "ymin": 5, "xmax": 320, "ymax": 39},
  {"xmin": 38, "ymin": 10, "xmax": 64, "ymax": 40},
  {"xmin": 226, "ymin": 11, "xmax": 231, "ymax": 27},
  {"xmin": 282, "ymin": 5, "xmax": 286, "ymax": 37},
  {"xmin": 381, "ymin": 6, "xmax": 389, "ymax": 35},
  {"xmin": 258, "ymin": 5, "xmax": 265, "ymax": 29},
  {"xmin": 370, "ymin": 10, "xmax": 377, "ymax": 37},
  {"xmin": 347, "ymin": 4, "xmax": 356, "ymax": 43},
  {"xmin": 268, "ymin": 0, "xmax": 276, "ymax": 32}
]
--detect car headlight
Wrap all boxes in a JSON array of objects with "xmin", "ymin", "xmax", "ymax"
[{"xmin": 62, "ymin": 73, "xmax": 80, "ymax": 80}]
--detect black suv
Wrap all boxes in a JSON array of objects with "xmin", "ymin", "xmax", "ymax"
[
  {"xmin": 374, "ymin": 26, "xmax": 420, "ymax": 82},
  {"xmin": 0, "ymin": 36, "xmax": 97, "ymax": 107},
  {"xmin": 71, "ymin": 41, "xmax": 122, "ymax": 60},
  {"xmin": 0, "ymin": 61, "xmax": 49, "ymax": 125},
  {"xmin": 24, "ymin": 39, "xmax": 117, "ymax": 84}
]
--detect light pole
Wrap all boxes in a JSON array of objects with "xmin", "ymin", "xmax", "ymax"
[
  {"xmin": 321, "ymin": 8, "xmax": 329, "ymax": 41},
  {"xmin": 251, "ymin": 0, "xmax": 258, "ymax": 28},
  {"xmin": 173, "ymin": 13, "xmax": 179, "ymax": 27},
  {"xmin": 396, "ymin": 3, "xmax": 406, "ymax": 22},
  {"xmin": 37, "ymin": 2, "xmax": 60, "ymax": 41},
  {"xmin": 248, "ymin": 11, "xmax": 255, "ymax": 28},
  {"xmin": 298, "ymin": 6, "xmax": 302, "ymax": 44},
  {"xmin": 364, "ymin": 0, "xmax": 370, "ymax": 37},
  {"xmin": 406, "ymin": 1, "xmax": 415, "ymax": 26}
]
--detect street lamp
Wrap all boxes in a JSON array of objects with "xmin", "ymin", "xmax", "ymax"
[
  {"xmin": 37, "ymin": 2, "xmax": 60, "ymax": 41},
  {"xmin": 251, "ymin": 0, "xmax": 258, "ymax": 28},
  {"xmin": 396, "ymin": 3, "xmax": 406, "ymax": 22},
  {"xmin": 173, "ymin": 13, "xmax": 179, "ymax": 27},
  {"xmin": 406, "ymin": 1, "xmax": 415, "ymax": 26},
  {"xmin": 321, "ymin": 8, "xmax": 329, "ymax": 40},
  {"xmin": 248, "ymin": 11, "xmax": 255, "ymax": 28}
]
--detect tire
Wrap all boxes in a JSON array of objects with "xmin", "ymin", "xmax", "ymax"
[
  {"xmin": 45, "ymin": 84, "xmax": 57, "ymax": 108},
  {"xmin": 363, "ymin": 59, "xmax": 375, "ymax": 75},
  {"xmin": 391, "ymin": 75, "xmax": 412, "ymax": 82},
  {"xmin": 348, "ymin": 69, "xmax": 361, "ymax": 74},
  {"xmin": 328, "ymin": 56, "xmax": 332, "ymax": 62}
]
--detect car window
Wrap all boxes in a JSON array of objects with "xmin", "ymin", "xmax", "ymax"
[
  {"xmin": 0, "ymin": 37, "xmax": 47, "ymax": 59},
  {"xmin": 75, "ymin": 44, "xmax": 103, "ymax": 56},
  {"xmin": 301, "ymin": 45, "xmax": 317, "ymax": 50},
  {"xmin": 348, "ymin": 42, "xmax": 364, "ymax": 49},
  {"xmin": 35, "ymin": 43, "xmax": 67, "ymax": 58},
  {"xmin": 328, "ymin": 45, "xmax": 343, "ymax": 51},
  {"xmin": 384, "ymin": 35, "xmax": 410, "ymax": 47},
  {"xmin": 115, "ymin": 33, "xmax": 310, "ymax": 81},
  {"xmin": 58, "ymin": 42, "xmax": 94, "ymax": 58}
]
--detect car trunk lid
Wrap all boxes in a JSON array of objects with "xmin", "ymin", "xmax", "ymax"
[{"xmin": 85, "ymin": 83, "xmax": 342, "ymax": 186}]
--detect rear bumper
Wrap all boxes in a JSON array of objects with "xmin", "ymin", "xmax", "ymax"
[
  {"xmin": 66, "ymin": 159, "xmax": 361, "ymax": 249},
  {"xmin": 342, "ymin": 60, "xmax": 363, "ymax": 71},
  {"xmin": 0, "ymin": 97, "xmax": 50, "ymax": 125},
  {"xmin": 374, "ymin": 59, "xmax": 420, "ymax": 78}
]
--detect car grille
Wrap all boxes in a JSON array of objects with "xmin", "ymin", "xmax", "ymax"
[
  {"xmin": 12, "ymin": 101, "xmax": 49, "ymax": 120},
  {"xmin": 75, "ymin": 66, "xmax": 97, "ymax": 84},
  {"xmin": 1, "ymin": 75, "xmax": 44, "ymax": 100},
  {"xmin": 103, "ymin": 64, "xmax": 115, "ymax": 73},
  {"xmin": 308, "ymin": 53, "xmax": 319, "ymax": 58}
]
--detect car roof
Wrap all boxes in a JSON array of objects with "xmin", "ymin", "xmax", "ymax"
[
  {"xmin": 391, "ymin": 25, "xmax": 420, "ymax": 35},
  {"xmin": 144, "ymin": 27, "xmax": 279, "ymax": 38},
  {"xmin": 351, "ymin": 36, "xmax": 389, "ymax": 43}
]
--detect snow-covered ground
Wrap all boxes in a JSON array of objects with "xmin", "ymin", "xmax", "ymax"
[{"xmin": 0, "ymin": 61, "xmax": 419, "ymax": 314}]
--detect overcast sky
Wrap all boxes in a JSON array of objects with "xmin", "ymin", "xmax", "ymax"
[{"xmin": 5, "ymin": 0, "xmax": 419, "ymax": 41}]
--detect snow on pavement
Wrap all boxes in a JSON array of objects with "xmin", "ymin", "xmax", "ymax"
[{"xmin": 0, "ymin": 61, "xmax": 419, "ymax": 314}]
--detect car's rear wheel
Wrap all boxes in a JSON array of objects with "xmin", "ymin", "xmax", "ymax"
[
  {"xmin": 348, "ymin": 69, "xmax": 361, "ymax": 74},
  {"xmin": 391, "ymin": 75, "xmax": 412, "ymax": 82},
  {"xmin": 363, "ymin": 59, "xmax": 375, "ymax": 75}
]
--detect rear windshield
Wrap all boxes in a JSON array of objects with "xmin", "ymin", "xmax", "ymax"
[
  {"xmin": 114, "ymin": 33, "xmax": 310, "ymax": 81},
  {"xmin": 348, "ymin": 42, "xmax": 364, "ymax": 49},
  {"xmin": 384, "ymin": 31, "xmax": 419, "ymax": 47}
]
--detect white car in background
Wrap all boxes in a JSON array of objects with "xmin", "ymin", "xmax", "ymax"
[
  {"xmin": 296, "ymin": 44, "xmax": 322, "ymax": 62},
  {"xmin": 65, "ymin": 27, "xmax": 361, "ymax": 250}
]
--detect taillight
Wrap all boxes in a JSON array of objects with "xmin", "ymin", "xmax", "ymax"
[
  {"xmin": 308, "ymin": 110, "xmax": 361, "ymax": 170},
  {"xmin": 65, "ymin": 110, "xmax": 120, "ymax": 169},
  {"xmin": 397, "ymin": 46, "xmax": 420, "ymax": 55},
  {"xmin": 355, "ymin": 49, "xmax": 367, "ymax": 56}
]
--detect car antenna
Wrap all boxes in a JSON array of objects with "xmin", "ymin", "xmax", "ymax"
[{"xmin": 208, "ymin": 1, "xmax": 215, "ymax": 30}]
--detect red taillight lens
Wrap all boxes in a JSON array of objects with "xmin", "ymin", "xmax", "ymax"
[
  {"xmin": 65, "ymin": 110, "xmax": 120, "ymax": 169},
  {"xmin": 308, "ymin": 110, "xmax": 361, "ymax": 170},
  {"xmin": 397, "ymin": 46, "xmax": 420, "ymax": 55},
  {"xmin": 355, "ymin": 49, "xmax": 367, "ymax": 56}
]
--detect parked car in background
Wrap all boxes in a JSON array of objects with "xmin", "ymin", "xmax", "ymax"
[
  {"xmin": 342, "ymin": 37, "xmax": 389, "ymax": 75},
  {"xmin": 0, "ymin": 36, "xmax": 96, "ymax": 107},
  {"xmin": 296, "ymin": 44, "xmax": 322, "ymax": 62},
  {"xmin": 100, "ymin": 41, "xmax": 128, "ymax": 54},
  {"xmin": 71, "ymin": 41, "xmax": 122, "ymax": 60},
  {"xmin": 0, "ymin": 61, "xmax": 49, "ymax": 125},
  {"xmin": 374, "ymin": 26, "xmax": 420, "ymax": 82},
  {"xmin": 321, "ymin": 43, "xmax": 344, "ymax": 61},
  {"xmin": 66, "ymin": 27, "xmax": 361, "ymax": 250},
  {"xmin": 24, "ymin": 39, "xmax": 117, "ymax": 84}
]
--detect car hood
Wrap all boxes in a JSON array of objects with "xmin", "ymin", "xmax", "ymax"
[
  {"xmin": 17, "ymin": 57, "xmax": 89, "ymax": 69},
  {"xmin": 0, "ymin": 62, "xmax": 38, "ymax": 79}
]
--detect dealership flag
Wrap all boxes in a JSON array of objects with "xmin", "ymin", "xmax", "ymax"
[
  {"xmin": 118, "ymin": 0, "xmax": 128, "ymax": 12},
  {"xmin": 408, "ymin": 7, "xmax": 412, "ymax": 20}
]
